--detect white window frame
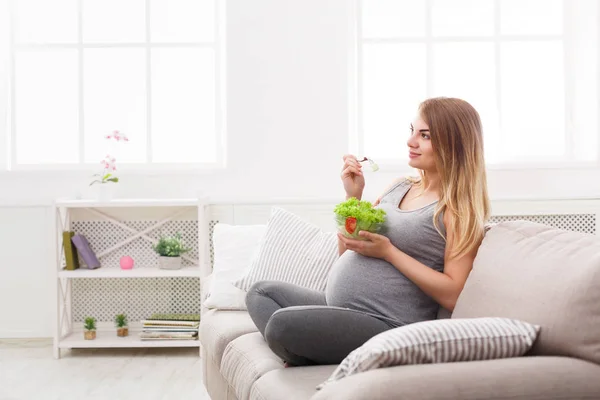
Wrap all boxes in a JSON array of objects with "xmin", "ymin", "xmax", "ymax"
[
  {"xmin": 0, "ymin": 0, "xmax": 8, "ymax": 172},
  {"xmin": 351, "ymin": 0, "xmax": 600, "ymax": 172},
  {"xmin": 4, "ymin": 0, "xmax": 226, "ymax": 173}
]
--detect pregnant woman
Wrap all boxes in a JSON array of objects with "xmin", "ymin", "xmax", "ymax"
[{"xmin": 246, "ymin": 97, "xmax": 491, "ymax": 366}]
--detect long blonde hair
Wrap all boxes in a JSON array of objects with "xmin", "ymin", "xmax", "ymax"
[{"xmin": 409, "ymin": 97, "xmax": 490, "ymax": 260}]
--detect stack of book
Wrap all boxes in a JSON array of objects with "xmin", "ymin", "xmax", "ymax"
[{"xmin": 139, "ymin": 313, "xmax": 200, "ymax": 341}]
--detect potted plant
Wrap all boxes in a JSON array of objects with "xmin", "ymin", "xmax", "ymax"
[
  {"xmin": 152, "ymin": 232, "xmax": 191, "ymax": 270},
  {"xmin": 89, "ymin": 130, "xmax": 129, "ymax": 201},
  {"xmin": 115, "ymin": 313, "xmax": 128, "ymax": 337},
  {"xmin": 84, "ymin": 317, "xmax": 97, "ymax": 340}
]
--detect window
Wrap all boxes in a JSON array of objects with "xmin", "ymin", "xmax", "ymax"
[
  {"xmin": 355, "ymin": 0, "xmax": 599, "ymax": 167},
  {"xmin": 3, "ymin": 0, "xmax": 224, "ymax": 170}
]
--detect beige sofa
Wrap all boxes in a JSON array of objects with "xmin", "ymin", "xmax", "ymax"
[{"xmin": 199, "ymin": 221, "xmax": 600, "ymax": 400}]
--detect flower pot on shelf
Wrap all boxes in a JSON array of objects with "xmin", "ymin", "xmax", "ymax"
[
  {"xmin": 83, "ymin": 317, "xmax": 97, "ymax": 339},
  {"xmin": 158, "ymin": 256, "xmax": 182, "ymax": 270},
  {"xmin": 114, "ymin": 314, "xmax": 128, "ymax": 337},
  {"xmin": 92, "ymin": 183, "xmax": 118, "ymax": 202}
]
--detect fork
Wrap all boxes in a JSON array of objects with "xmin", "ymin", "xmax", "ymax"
[{"xmin": 358, "ymin": 157, "xmax": 379, "ymax": 172}]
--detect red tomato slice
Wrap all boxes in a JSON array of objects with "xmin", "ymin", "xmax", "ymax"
[{"xmin": 345, "ymin": 217, "xmax": 357, "ymax": 234}]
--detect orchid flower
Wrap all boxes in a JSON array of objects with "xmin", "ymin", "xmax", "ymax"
[
  {"xmin": 105, "ymin": 130, "xmax": 129, "ymax": 142},
  {"xmin": 90, "ymin": 130, "xmax": 128, "ymax": 186}
]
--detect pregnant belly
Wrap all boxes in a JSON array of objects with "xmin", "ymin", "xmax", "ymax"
[
  {"xmin": 326, "ymin": 253, "xmax": 404, "ymax": 313},
  {"xmin": 325, "ymin": 251, "xmax": 439, "ymax": 326}
]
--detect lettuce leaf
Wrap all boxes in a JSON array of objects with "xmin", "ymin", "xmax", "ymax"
[{"xmin": 333, "ymin": 197, "xmax": 386, "ymax": 224}]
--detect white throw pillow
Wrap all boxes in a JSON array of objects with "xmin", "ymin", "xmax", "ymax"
[
  {"xmin": 232, "ymin": 207, "xmax": 338, "ymax": 292},
  {"xmin": 317, "ymin": 317, "xmax": 540, "ymax": 390},
  {"xmin": 203, "ymin": 223, "xmax": 267, "ymax": 310}
]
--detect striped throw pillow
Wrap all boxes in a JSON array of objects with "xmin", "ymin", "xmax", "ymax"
[
  {"xmin": 317, "ymin": 317, "xmax": 540, "ymax": 390},
  {"xmin": 232, "ymin": 207, "xmax": 338, "ymax": 292}
]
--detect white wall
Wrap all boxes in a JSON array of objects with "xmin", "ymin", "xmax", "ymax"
[
  {"xmin": 0, "ymin": 206, "xmax": 53, "ymax": 338},
  {"xmin": 1, "ymin": 0, "xmax": 600, "ymax": 338}
]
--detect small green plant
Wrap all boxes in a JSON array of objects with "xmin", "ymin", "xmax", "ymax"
[
  {"xmin": 152, "ymin": 232, "xmax": 191, "ymax": 257},
  {"xmin": 84, "ymin": 317, "xmax": 97, "ymax": 331},
  {"xmin": 114, "ymin": 313, "xmax": 128, "ymax": 328}
]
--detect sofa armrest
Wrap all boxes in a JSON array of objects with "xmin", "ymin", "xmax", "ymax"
[
  {"xmin": 200, "ymin": 273, "xmax": 214, "ymax": 317},
  {"xmin": 311, "ymin": 356, "xmax": 600, "ymax": 400}
]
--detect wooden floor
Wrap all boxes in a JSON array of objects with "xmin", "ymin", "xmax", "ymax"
[{"xmin": 0, "ymin": 339, "xmax": 210, "ymax": 400}]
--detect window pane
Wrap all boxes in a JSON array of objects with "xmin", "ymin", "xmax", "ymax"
[
  {"xmin": 500, "ymin": 0, "xmax": 563, "ymax": 35},
  {"xmin": 15, "ymin": 50, "xmax": 78, "ymax": 164},
  {"xmin": 84, "ymin": 49, "xmax": 146, "ymax": 164},
  {"xmin": 83, "ymin": 0, "xmax": 145, "ymax": 43},
  {"xmin": 151, "ymin": 0, "xmax": 215, "ymax": 43},
  {"xmin": 571, "ymin": 0, "xmax": 599, "ymax": 161},
  {"xmin": 362, "ymin": 44, "xmax": 426, "ymax": 160},
  {"xmin": 432, "ymin": 43, "xmax": 500, "ymax": 163},
  {"xmin": 15, "ymin": 0, "xmax": 78, "ymax": 44},
  {"xmin": 432, "ymin": 0, "xmax": 494, "ymax": 37},
  {"xmin": 362, "ymin": 0, "xmax": 426, "ymax": 38},
  {"xmin": 500, "ymin": 41, "xmax": 564, "ymax": 160},
  {"xmin": 151, "ymin": 48, "xmax": 216, "ymax": 163}
]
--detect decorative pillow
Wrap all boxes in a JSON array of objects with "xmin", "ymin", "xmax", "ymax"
[
  {"xmin": 233, "ymin": 207, "xmax": 338, "ymax": 292},
  {"xmin": 317, "ymin": 317, "xmax": 540, "ymax": 390},
  {"xmin": 203, "ymin": 224, "xmax": 267, "ymax": 310},
  {"xmin": 452, "ymin": 220, "xmax": 600, "ymax": 365}
]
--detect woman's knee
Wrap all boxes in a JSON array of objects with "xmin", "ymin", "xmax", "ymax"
[
  {"xmin": 247, "ymin": 280, "xmax": 277, "ymax": 300},
  {"xmin": 264, "ymin": 309, "xmax": 289, "ymax": 343},
  {"xmin": 245, "ymin": 280, "xmax": 278, "ymax": 309}
]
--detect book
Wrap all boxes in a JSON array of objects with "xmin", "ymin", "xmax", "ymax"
[
  {"xmin": 141, "ymin": 320, "xmax": 199, "ymax": 327},
  {"xmin": 142, "ymin": 326, "xmax": 199, "ymax": 332},
  {"xmin": 62, "ymin": 231, "xmax": 80, "ymax": 271},
  {"xmin": 139, "ymin": 332, "xmax": 198, "ymax": 340},
  {"xmin": 140, "ymin": 332, "xmax": 196, "ymax": 338},
  {"xmin": 71, "ymin": 234, "xmax": 101, "ymax": 269},
  {"xmin": 146, "ymin": 313, "xmax": 200, "ymax": 322}
]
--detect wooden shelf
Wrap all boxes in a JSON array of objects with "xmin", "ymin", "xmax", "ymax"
[
  {"xmin": 58, "ymin": 266, "xmax": 202, "ymax": 278},
  {"xmin": 54, "ymin": 198, "xmax": 202, "ymax": 208},
  {"xmin": 52, "ymin": 197, "xmax": 207, "ymax": 358},
  {"xmin": 59, "ymin": 329, "xmax": 200, "ymax": 349}
]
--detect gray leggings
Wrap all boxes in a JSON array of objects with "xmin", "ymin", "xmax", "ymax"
[{"xmin": 245, "ymin": 281, "xmax": 392, "ymax": 366}]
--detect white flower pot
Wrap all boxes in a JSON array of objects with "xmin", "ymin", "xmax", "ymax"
[
  {"xmin": 92, "ymin": 183, "xmax": 118, "ymax": 202},
  {"xmin": 158, "ymin": 256, "xmax": 182, "ymax": 270}
]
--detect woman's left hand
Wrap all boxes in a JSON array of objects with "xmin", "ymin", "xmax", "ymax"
[{"xmin": 337, "ymin": 231, "xmax": 393, "ymax": 260}]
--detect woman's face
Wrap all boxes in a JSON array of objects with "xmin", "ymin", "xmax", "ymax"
[{"xmin": 407, "ymin": 116, "xmax": 436, "ymax": 171}]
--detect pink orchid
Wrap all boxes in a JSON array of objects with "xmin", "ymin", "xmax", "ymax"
[
  {"xmin": 100, "ymin": 155, "xmax": 117, "ymax": 171},
  {"xmin": 106, "ymin": 130, "xmax": 129, "ymax": 142}
]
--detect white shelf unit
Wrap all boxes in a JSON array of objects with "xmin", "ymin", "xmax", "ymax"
[
  {"xmin": 51, "ymin": 198, "xmax": 210, "ymax": 359},
  {"xmin": 58, "ymin": 266, "xmax": 202, "ymax": 279}
]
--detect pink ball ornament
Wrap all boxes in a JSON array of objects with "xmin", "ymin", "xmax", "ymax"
[{"xmin": 120, "ymin": 256, "xmax": 134, "ymax": 270}]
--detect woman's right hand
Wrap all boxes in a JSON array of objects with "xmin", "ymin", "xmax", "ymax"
[{"xmin": 341, "ymin": 154, "xmax": 365, "ymax": 199}]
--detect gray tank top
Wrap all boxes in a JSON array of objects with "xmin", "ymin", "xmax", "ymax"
[{"xmin": 326, "ymin": 178, "xmax": 446, "ymax": 327}]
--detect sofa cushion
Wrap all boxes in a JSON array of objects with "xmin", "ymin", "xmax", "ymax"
[
  {"xmin": 318, "ymin": 317, "xmax": 540, "ymax": 390},
  {"xmin": 220, "ymin": 332, "xmax": 284, "ymax": 400},
  {"xmin": 204, "ymin": 223, "xmax": 267, "ymax": 310},
  {"xmin": 233, "ymin": 207, "xmax": 338, "ymax": 292},
  {"xmin": 311, "ymin": 356, "xmax": 600, "ymax": 400},
  {"xmin": 250, "ymin": 366, "xmax": 337, "ymax": 400},
  {"xmin": 199, "ymin": 309, "xmax": 258, "ymax": 367},
  {"xmin": 200, "ymin": 273, "xmax": 214, "ymax": 316},
  {"xmin": 452, "ymin": 220, "xmax": 600, "ymax": 365}
]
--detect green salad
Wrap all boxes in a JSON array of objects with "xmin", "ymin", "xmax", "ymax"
[{"xmin": 334, "ymin": 197, "xmax": 386, "ymax": 239}]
